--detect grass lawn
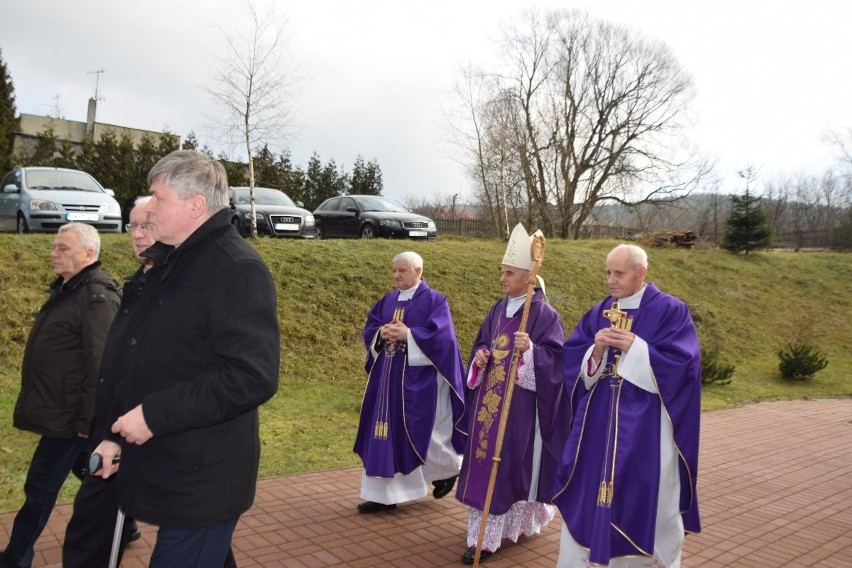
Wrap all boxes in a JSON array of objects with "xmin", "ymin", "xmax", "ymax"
[{"xmin": 0, "ymin": 234, "xmax": 849, "ymax": 511}]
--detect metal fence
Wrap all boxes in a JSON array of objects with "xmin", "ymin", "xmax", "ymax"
[{"xmin": 435, "ymin": 218, "xmax": 498, "ymax": 238}]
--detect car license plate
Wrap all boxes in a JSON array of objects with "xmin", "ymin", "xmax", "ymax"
[
  {"xmin": 67, "ymin": 212, "xmax": 99, "ymax": 221},
  {"xmin": 274, "ymin": 223, "xmax": 299, "ymax": 231},
  {"xmin": 408, "ymin": 230, "xmax": 427, "ymax": 237}
]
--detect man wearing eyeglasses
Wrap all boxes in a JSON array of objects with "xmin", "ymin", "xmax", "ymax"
[{"xmin": 62, "ymin": 196, "xmax": 162, "ymax": 568}]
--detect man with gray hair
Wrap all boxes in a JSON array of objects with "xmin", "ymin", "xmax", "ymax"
[
  {"xmin": 90, "ymin": 150, "xmax": 280, "ymax": 567},
  {"xmin": 354, "ymin": 251, "xmax": 467, "ymax": 514},
  {"xmin": 553, "ymin": 243, "xmax": 702, "ymax": 567},
  {"xmin": 1, "ymin": 223, "xmax": 120, "ymax": 568}
]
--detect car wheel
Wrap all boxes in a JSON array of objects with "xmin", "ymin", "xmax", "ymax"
[
  {"xmin": 360, "ymin": 224, "xmax": 376, "ymax": 239},
  {"xmin": 16, "ymin": 214, "xmax": 30, "ymax": 234},
  {"xmin": 231, "ymin": 217, "xmax": 242, "ymax": 235},
  {"xmin": 315, "ymin": 226, "xmax": 324, "ymax": 239}
]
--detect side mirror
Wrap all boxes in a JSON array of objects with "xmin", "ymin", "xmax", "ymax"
[
  {"xmin": 3, "ymin": 184, "xmax": 19, "ymax": 193},
  {"xmin": 104, "ymin": 188, "xmax": 116, "ymax": 197},
  {"xmin": 346, "ymin": 207, "xmax": 359, "ymax": 214},
  {"xmin": 296, "ymin": 200, "xmax": 305, "ymax": 208}
]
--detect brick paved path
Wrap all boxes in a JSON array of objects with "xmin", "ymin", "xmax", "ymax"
[{"xmin": 2, "ymin": 399, "xmax": 850, "ymax": 567}]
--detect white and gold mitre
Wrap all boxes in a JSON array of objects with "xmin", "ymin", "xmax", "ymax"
[{"xmin": 501, "ymin": 223, "xmax": 543, "ymax": 270}]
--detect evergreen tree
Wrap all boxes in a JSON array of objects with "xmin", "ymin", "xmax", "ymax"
[
  {"xmin": 318, "ymin": 158, "xmax": 347, "ymax": 204},
  {"xmin": 158, "ymin": 129, "xmax": 179, "ymax": 155},
  {"xmin": 276, "ymin": 150, "xmax": 305, "ymax": 205},
  {"xmin": 0, "ymin": 49, "xmax": 17, "ymax": 173},
  {"xmin": 25, "ymin": 125, "xmax": 59, "ymax": 165},
  {"xmin": 134, "ymin": 136, "xmax": 160, "ymax": 189},
  {"xmin": 111, "ymin": 133, "xmax": 137, "ymax": 202},
  {"xmin": 219, "ymin": 153, "xmax": 248, "ymax": 186},
  {"xmin": 182, "ymin": 131, "xmax": 199, "ymax": 151},
  {"xmin": 90, "ymin": 130, "xmax": 120, "ymax": 190},
  {"xmin": 54, "ymin": 140, "xmax": 78, "ymax": 169},
  {"xmin": 721, "ymin": 189, "xmax": 773, "ymax": 253},
  {"xmin": 253, "ymin": 145, "xmax": 285, "ymax": 189},
  {"xmin": 349, "ymin": 155, "xmax": 383, "ymax": 195},
  {"xmin": 302, "ymin": 152, "xmax": 323, "ymax": 210}
]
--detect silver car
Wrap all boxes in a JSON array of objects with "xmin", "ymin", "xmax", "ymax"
[{"xmin": 0, "ymin": 167, "xmax": 122, "ymax": 233}]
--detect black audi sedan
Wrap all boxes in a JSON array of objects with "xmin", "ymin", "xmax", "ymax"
[
  {"xmin": 313, "ymin": 195, "xmax": 437, "ymax": 240},
  {"xmin": 228, "ymin": 187, "xmax": 317, "ymax": 238}
]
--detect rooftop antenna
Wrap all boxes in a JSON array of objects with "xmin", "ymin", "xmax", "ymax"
[
  {"xmin": 42, "ymin": 94, "xmax": 62, "ymax": 118},
  {"xmin": 87, "ymin": 69, "xmax": 105, "ymax": 101}
]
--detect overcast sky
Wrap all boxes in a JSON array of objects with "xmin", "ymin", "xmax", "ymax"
[{"xmin": 3, "ymin": 0, "xmax": 851, "ymax": 203}]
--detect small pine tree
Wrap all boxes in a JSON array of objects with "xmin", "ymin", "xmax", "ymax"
[
  {"xmin": 700, "ymin": 348, "xmax": 734, "ymax": 385},
  {"xmin": 778, "ymin": 343, "xmax": 828, "ymax": 381},
  {"xmin": 721, "ymin": 188, "xmax": 773, "ymax": 253}
]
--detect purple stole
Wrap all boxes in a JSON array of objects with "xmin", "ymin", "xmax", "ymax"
[
  {"xmin": 456, "ymin": 290, "xmax": 568, "ymax": 514},
  {"xmin": 354, "ymin": 280, "xmax": 466, "ymax": 478},
  {"xmin": 553, "ymin": 283, "xmax": 701, "ymax": 564}
]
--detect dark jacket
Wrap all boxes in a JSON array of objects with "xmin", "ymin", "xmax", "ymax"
[
  {"xmin": 14, "ymin": 262, "xmax": 121, "ymax": 438},
  {"xmin": 89, "ymin": 243, "xmax": 170, "ymax": 444},
  {"xmin": 109, "ymin": 209, "xmax": 280, "ymax": 529}
]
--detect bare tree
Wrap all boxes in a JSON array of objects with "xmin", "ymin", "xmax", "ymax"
[
  {"xmin": 208, "ymin": 0, "xmax": 298, "ymax": 237},
  {"xmin": 452, "ymin": 9, "xmax": 712, "ymax": 239}
]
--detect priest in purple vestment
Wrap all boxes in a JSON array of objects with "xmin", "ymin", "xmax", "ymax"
[
  {"xmin": 353, "ymin": 251, "xmax": 467, "ymax": 514},
  {"xmin": 455, "ymin": 224, "xmax": 569, "ymax": 565},
  {"xmin": 553, "ymin": 244, "xmax": 701, "ymax": 568}
]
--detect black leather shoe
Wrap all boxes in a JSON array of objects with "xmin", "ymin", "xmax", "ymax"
[
  {"xmin": 432, "ymin": 475, "xmax": 458, "ymax": 499},
  {"xmin": 462, "ymin": 545, "xmax": 493, "ymax": 565},
  {"xmin": 357, "ymin": 501, "xmax": 397, "ymax": 514}
]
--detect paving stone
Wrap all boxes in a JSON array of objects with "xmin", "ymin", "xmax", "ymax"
[{"xmin": 1, "ymin": 399, "xmax": 849, "ymax": 567}]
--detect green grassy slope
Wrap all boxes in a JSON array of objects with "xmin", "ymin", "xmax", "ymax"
[{"xmin": 0, "ymin": 234, "xmax": 849, "ymax": 511}]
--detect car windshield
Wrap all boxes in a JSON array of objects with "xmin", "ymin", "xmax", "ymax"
[
  {"xmin": 234, "ymin": 189, "xmax": 296, "ymax": 207},
  {"xmin": 357, "ymin": 196, "xmax": 408, "ymax": 212},
  {"xmin": 25, "ymin": 169, "xmax": 104, "ymax": 192}
]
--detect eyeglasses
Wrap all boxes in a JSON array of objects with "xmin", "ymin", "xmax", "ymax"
[{"xmin": 125, "ymin": 223, "xmax": 150, "ymax": 232}]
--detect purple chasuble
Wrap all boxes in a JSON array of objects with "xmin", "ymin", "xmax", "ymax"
[
  {"xmin": 353, "ymin": 280, "xmax": 466, "ymax": 478},
  {"xmin": 456, "ymin": 289, "xmax": 569, "ymax": 514},
  {"xmin": 552, "ymin": 283, "xmax": 701, "ymax": 565}
]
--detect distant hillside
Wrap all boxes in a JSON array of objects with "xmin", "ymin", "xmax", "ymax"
[{"xmin": 0, "ymin": 234, "xmax": 849, "ymax": 511}]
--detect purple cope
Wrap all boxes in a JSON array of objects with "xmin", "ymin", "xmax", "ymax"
[{"xmin": 552, "ymin": 283, "xmax": 702, "ymax": 565}]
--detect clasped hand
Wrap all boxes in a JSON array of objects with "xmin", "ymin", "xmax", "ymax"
[
  {"xmin": 380, "ymin": 320, "xmax": 408, "ymax": 342},
  {"xmin": 592, "ymin": 327, "xmax": 636, "ymax": 362}
]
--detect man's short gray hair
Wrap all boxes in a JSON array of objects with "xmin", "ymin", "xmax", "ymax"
[
  {"xmin": 133, "ymin": 195, "xmax": 152, "ymax": 208},
  {"xmin": 608, "ymin": 244, "xmax": 648, "ymax": 269},
  {"xmin": 147, "ymin": 150, "xmax": 228, "ymax": 211},
  {"xmin": 59, "ymin": 222, "xmax": 101, "ymax": 259},
  {"xmin": 393, "ymin": 251, "xmax": 423, "ymax": 270}
]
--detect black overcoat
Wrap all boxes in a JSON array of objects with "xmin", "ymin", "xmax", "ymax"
[{"xmin": 108, "ymin": 210, "xmax": 280, "ymax": 528}]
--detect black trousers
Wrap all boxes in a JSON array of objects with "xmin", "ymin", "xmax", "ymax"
[
  {"xmin": 1, "ymin": 436, "xmax": 84, "ymax": 568},
  {"xmin": 63, "ymin": 473, "xmax": 238, "ymax": 568},
  {"xmin": 62, "ymin": 473, "xmax": 134, "ymax": 568}
]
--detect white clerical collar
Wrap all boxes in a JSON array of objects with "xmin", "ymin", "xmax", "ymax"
[
  {"xmin": 615, "ymin": 284, "xmax": 646, "ymax": 310},
  {"xmin": 398, "ymin": 280, "xmax": 421, "ymax": 301},
  {"xmin": 506, "ymin": 294, "xmax": 526, "ymax": 317}
]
